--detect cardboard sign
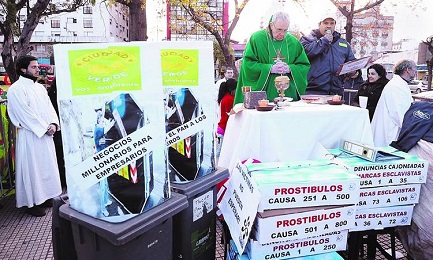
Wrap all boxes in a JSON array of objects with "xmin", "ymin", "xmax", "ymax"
[
  {"xmin": 228, "ymin": 240, "xmax": 344, "ymax": 260},
  {"xmin": 328, "ymin": 149, "xmax": 428, "ymax": 188},
  {"xmin": 246, "ymin": 161, "xmax": 360, "ymax": 212},
  {"xmin": 160, "ymin": 49, "xmax": 199, "ymax": 86},
  {"xmin": 67, "ymin": 46, "xmax": 142, "ymax": 95},
  {"xmin": 336, "ymin": 56, "xmax": 371, "ymax": 76},
  {"xmin": 70, "ymin": 124, "xmax": 159, "ymax": 191},
  {"xmin": 246, "ymin": 230, "xmax": 348, "ymax": 260},
  {"xmin": 254, "ymin": 205, "xmax": 356, "ymax": 244},
  {"xmin": 160, "ymin": 42, "xmax": 216, "ymax": 183},
  {"xmin": 165, "ymin": 113, "xmax": 210, "ymax": 147},
  {"xmin": 357, "ymin": 184, "xmax": 421, "ymax": 209},
  {"xmin": 219, "ymin": 161, "xmax": 261, "ymax": 255},
  {"xmin": 192, "ymin": 189, "xmax": 213, "ymax": 222},
  {"xmin": 351, "ymin": 204, "xmax": 414, "ymax": 231},
  {"xmin": 53, "ymin": 42, "xmax": 171, "ymax": 222}
]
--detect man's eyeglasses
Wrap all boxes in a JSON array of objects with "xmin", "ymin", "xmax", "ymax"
[{"xmin": 272, "ymin": 23, "xmax": 288, "ymax": 34}]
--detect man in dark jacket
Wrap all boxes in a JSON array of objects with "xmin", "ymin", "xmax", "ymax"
[
  {"xmin": 390, "ymin": 101, "xmax": 433, "ymax": 152},
  {"xmin": 391, "ymin": 102, "xmax": 433, "ymax": 260},
  {"xmin": 300, "ymin": 14, "xmax": 363, "ymax": 96}
]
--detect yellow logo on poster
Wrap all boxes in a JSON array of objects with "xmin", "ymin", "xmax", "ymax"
[
  {"xmin": 161, "ymin": 49, "xmax": 199, "ymax": 86},
  {"xmin": 68, "ymin": 46, "xmax": 141, "ymax": 96}
]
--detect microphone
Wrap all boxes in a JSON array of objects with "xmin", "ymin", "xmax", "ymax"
[{"xmin": 324, "ymin": 29, "xmax": 333, "ymax": 42}]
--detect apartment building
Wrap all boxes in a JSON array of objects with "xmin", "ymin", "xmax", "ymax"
[
  {"xmin": 1, "ymin": 1, "xmax": 129, "ymax": 64},
  {"xmin": 332, "ymin": 1, "xmax": 394, "ymax": 60},
  {"xmin": 166, "ymin": 0, "xmax": 228, "ymax": 41},
  {"xmin": 350, "ymin": 10, "xmax": 394, "ymax": 59}
]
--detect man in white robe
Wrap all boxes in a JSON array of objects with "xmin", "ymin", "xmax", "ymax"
[
  {"xmin": 371, "ymin": 59, "xmax": 417, "ymax": 147},
  {"xmin": 7, "ymin": 55, "xmax": 62, "ymax": 217}
]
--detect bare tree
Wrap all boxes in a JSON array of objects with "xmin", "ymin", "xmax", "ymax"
[
  {"xmin": 0, "ymin": 0, "xmax": 98, "ymax": 83},
  {"xmin": 167, "ymin": 0, "xmax": 250, "ymax": 70},
  {"xmin": 115, "ymin": 0, "xmax": 148, "ymax": 41},
  {"xmin": 293, "ymin": 0, "xmax": 385, "ymax": 43},
  {"xmin": 422, "ymin": 36, "xmax": 433, "ymax": 91},
  {"xmin": 331, "ymin": 0, "xmax": 386, "ymax": 43}
]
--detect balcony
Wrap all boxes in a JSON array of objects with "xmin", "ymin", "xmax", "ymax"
[
  {"xmin": 0, "ymin": 35, "xmax": 123, "ymax": 43},
  {"xmin": 30, "ymin": 35, "xmax": 121, "ymax": 43}
]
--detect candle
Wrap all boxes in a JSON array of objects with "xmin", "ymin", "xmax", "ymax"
[{"xmin": 259, "ymin": 99, "xmax": 268, "ymax": 107}]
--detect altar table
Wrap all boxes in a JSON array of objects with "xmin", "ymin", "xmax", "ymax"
[{"xmin": 218, "ymin": 102, "xmax": 374, "ymax": 173}]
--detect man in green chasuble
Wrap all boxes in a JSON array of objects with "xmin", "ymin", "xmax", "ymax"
[{"xmin": 233, "ymin": 11, "xmax": 310, "ymax": 105}]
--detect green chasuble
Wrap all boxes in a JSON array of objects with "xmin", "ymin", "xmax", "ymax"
[{"xmin": 234, "ymin": 30, "xmax": 310, "ymax": 105}]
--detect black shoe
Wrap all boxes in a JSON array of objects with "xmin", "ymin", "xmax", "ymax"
[
  {"xmin": 25, "ymin": 206, "xmax": 46, "ymax": 217},
  {"xmin": 40, "ymin": 199, "xmax": 53, "ymax": 208}
]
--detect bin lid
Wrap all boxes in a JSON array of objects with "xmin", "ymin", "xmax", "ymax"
[
  {"xmin": 59, "ymin": 193, "xmax": 188, "ymax": 246},
  {"xmin": 170, "ymin": 168, "xmax": 229, "ymax": 198}
]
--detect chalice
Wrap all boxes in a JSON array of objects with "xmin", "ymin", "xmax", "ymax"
[
  {"xmin": 241, "ymin": 86, "xmax": 251, "ymax": 95},
  {"xmin": 274, "ymin": 75, "xmax": 290, "ymax": 109}
]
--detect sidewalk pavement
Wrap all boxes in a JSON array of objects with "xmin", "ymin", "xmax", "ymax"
[
  {"xmin": 0, "ymin": 192, "xmax": 226, "ymax": 260},
  {"xmin": 0, "ymin": 193, "xmax": 55, "ymax": 259}
]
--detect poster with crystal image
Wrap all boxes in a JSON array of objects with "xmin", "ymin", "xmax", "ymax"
[
  {"xmin": 54, "ymin": 43, "xmax": 169, "ymax": 222},
  {"xmin": 160, "ymin": 42, "xmax": 216, "ymax": 182}
]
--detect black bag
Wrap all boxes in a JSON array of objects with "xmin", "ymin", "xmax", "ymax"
[
  {"xmin": 104, "ymin": 93, "xmax": 154, "ymax": 214},
  {"xmin": 166, "ymin": 88, "xmax": 204, "ymax": 182}
]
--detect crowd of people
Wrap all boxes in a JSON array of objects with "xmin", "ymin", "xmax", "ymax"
[
  {"xmin": 2, "ymin": 7, "xmax": 432, "ymax": 260},
  {"xmin": 214, "ymin": 10, "xmax": 420, "ymax": 160},
  {"xmin": 216, "ymin": 12, "xmax": 416, "ymax": 159},
  {"xmin": 0, "ymin": 7, "xmax": 430, "ymax": 260},
  {"xmin": 213, "ymin": 10, "xmax": 431, "ymax": 259}
]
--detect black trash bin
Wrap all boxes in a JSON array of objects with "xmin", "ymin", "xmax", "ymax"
[
  {"xmin": 52, "ymin": 195, "xmax": 77, "ymax": 260},
  {"xmin": 171, "ymin": 168, "xmax": 229, "ymax": 260},
  {"xmin": 59, "ymin": 193, "xmax": 188, "ymax": 260}
]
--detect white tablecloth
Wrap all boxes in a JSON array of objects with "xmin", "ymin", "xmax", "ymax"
[{"xmin": 218, "ymin": 102, "xmax": 373, "ymax": 173}]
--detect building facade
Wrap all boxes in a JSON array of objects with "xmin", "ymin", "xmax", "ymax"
[
  {"xmin": 0, "ymin": 1, "xmax": 129, "ymax": 65},
  {"xmin": 333, "ymin": 1, "xmax": 394, "ymax": 60},
  {"xmin": 350, "ymin": 10, "xmax": 394, "ymax": 59},
  {"xmin": 166, "ymin": 0, "xmax": 228, "ymax": 41}
]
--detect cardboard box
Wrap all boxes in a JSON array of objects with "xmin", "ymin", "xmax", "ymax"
[
  {"xmin": 246, "ymin": 161, "xmax": 360, "ymax": 211},
  {"xmin": 253, "ymin": 205, "xmax": 356, "ymax": 244},
  {"xmin": 351, "ymin": 204, "xmax": 414, "ymax": 232},
  {"xmin": 246, "ymin": 230, "xmax": 348, "ymax": 260},
  {"xmin": 165, "ymin": 88, "xmax": 212, "ymax": 182},
  {"xmin": 227, "ymin": 240, "xmax": 249, "ymax": 260},
  {"xmin": 328, "ymin": 148, "xmax": 428, "ymax": 188},
  {"xmin": 357, "ymin": 184, "xmax": 421, "ymax": 209},
  {"xmin": 228, "ymin": 240, "xmax": 344, "ymax": 260},
  {"xmin": 244, "ymin": 91, "xmax": 267, "ymax": 109}
]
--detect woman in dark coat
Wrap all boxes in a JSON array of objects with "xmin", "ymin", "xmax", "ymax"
[
  {"xmin": 47, "ymin": 78, "xmax": 66, "ymax": 188},
  {"xmin": 353, "ymin": 64, "xmax": 389, "ymax": 121}
]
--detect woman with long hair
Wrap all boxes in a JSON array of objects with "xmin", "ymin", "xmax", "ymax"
[
  {"xmin": 216, "ymin": 78, "xmax": 237, "ymax": 157},
  {"xmin": 353, "ymin": 64, "xmax": 389, "ymax": 121}
]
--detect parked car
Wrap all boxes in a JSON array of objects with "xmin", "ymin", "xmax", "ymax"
[{"xmin": 408, "ymin": 80, "xmax": 427, "ymax": 94}]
